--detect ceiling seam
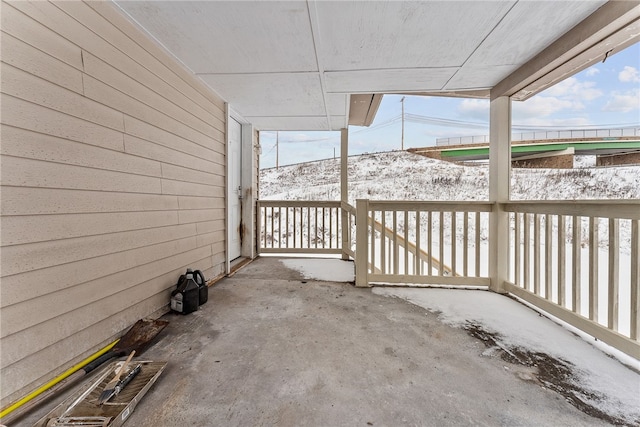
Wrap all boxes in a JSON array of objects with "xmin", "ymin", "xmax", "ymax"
[
  {"xmin": 441, "ymin": 0, "xmax": 520, "ymax": 91},
  {"xmin": 306, "ymin": 0, "xmax": 333, "ymax": 130}
]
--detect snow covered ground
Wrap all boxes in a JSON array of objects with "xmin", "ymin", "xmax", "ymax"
[{"xmin": 260, "ymin": 150, "xmax": 640, "ymax": 202}]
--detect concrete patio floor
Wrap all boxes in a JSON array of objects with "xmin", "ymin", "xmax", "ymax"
[{"xmin": 22, "ymin": 257, "xmax": 620, "ymax": 426}]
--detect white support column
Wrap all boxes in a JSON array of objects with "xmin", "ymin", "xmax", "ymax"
[
  {"xmin": 340, "ymin": 128, "xmax": 349, "ymax": 260},
  {"xmin": 489, "ymin": 96, "xmax": 511, "ymax": 293}
]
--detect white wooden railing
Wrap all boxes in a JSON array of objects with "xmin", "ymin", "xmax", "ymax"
[
  {"xmin": 355, "ymin": 200, "xmax": 492, "ymax": 287},
  {"xmin": 257, "ymin": 198, "xmax": 639, "ymax": 358},
  {"xmin": 503, "ymin": 201, "xmax": 640, "ymax": 358},
  {"xmin": 257, "ymin": 200, "xmax": 343, "ymax": 254}
]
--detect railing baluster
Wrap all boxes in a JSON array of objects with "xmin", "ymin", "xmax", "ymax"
[
  {"xmin": 475, "ymin": 212, "xmax": 481, "ymax": 277},
  {"xmin": 572, "ymin": 215, "xmax": 581, "ymax": 314},
  {"xmin": 514, "ymin": 213, "xmax": 520, "ymax": 286},
  {"xmin": 381, "ymin": 212, "xmax": 386, "ymax": 274},
  {"xmin": 631, "ymin": 219, "xmax": 639, "ymax": 340},
  {"xmin": 404, "ymin": 210, "xmax": 409, "ymax": 275},
  {"xmin": 463, "ymin": 212, "xmax": 469, "ymax": 277},
  {"xmin": 415, "ymin": 211, "xmax": 421, "ymax": 275},
  {"xmin": 278, "ymin": 207, "xmax": 282, "ymax": 249},
  {"xmin": 371, "ymin": 211, "xmax": 377, "ymax": 273},
  {"xmin": 285, "ymin": 206, "xmax": 290, "ymax": 249},
  {"xmin": 451, "ymin": 212, "xmax": 457, "ymax": 276},
  {"xmin": 545, "ymin": 214, "xmax": 552, "ymax": 300},
  {"xmin": 439, "ymin": 212, "xmax": 444, "ymax": 276},
  {"xmin": 524, "ymin": 213, "xmax": 530, "ymax": 291},
  {"xmin": 307, "ymin": 206, "xmax": 311, "ymax": 249},
  {"xmin": 329, "ymin": 207, "xmax": 333, "ymax": 248},
  {"xmin": 534, "ymin": 214, "xmax": 540, "ymax": 296},
  {"xmin": 558, "ymin": 215, "xmax": 566, "ymax": 307},
  {"xmin": 393, "ymin": 211, "xmax": 399, "ymax": 275},
  {"xmin": 608, "ymin": 218, "xmax": 619, "ymax": 331},
  {"xmin": 428, "ymin": 211, "xmax": 433, "ymax": 275},
  {"xmin": 589, "ymin": 217, "xmax": 599, "ymax": 322},
  {"xmin": 270, "ymin": 206, "xmax": 275, "ymax": 249}
]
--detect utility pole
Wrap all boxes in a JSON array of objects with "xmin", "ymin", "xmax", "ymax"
[
  {"xmin": 401, "ymin": 96, "xmax": 405, "ymax": 151},
  {"xmin": 276, "ymin": 131, "xmax": 279, "ymax": 170}
]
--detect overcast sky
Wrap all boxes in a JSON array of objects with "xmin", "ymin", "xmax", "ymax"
[{"xmin": 260, "ymin": 42, "xmax": 640, "ymax": 169}]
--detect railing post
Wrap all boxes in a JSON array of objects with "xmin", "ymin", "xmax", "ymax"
[
  {"xmin": 340, "ymin": 128, "xmax": 350, "ymax": 260},
  {"xmin": 488, "ymin": 95, "xmax": 511, "ymax": 294},
  {"xmin": 256, "ymin": 200, "xmax": 262, "ymax": 255},
  {"xmin": 355, "ymin": 199, "xmax": 370, "ymax": 287}
]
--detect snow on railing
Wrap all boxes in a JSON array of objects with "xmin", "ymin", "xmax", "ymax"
[
  {"xmin": 503, "ymin": 201, "xmax": 640, "ymax": 358},
  {"xmin": 354, "ymin": 200, "xmax": 492, "ymax": 287}
]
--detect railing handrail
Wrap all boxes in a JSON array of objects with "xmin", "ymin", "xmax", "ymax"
[
  {"xmin": 366, "ymin": 200, "xmax": 493, "ymax": 212},
  {"xmin": 503, "ymin": 201, "xmax": 640, "ymax": 220},
  {"xmin": 258, "ymin": 200, "xmax": 341, "ymax": 208}
]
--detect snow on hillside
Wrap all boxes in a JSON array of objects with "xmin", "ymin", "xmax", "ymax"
[{"xmin": 260, "ymin": 151, "xmax": 640, "ymax": 202}]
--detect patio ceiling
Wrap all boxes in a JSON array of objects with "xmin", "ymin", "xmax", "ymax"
[{"xmin": 114, "ymin": 1, "xmax": 638, "ymax": 131}]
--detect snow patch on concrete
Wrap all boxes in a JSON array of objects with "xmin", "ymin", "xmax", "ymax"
[
  {"xmin": 280, "ymin": 259, "xmax": 354, "ymax": 282},
  {"xmin": 373, "ymin": 287, "xmax": 640, "ymax": 424}
]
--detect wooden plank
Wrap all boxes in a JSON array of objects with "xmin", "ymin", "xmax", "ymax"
[
  {"xmin": 162, "ymin": 179, "xmax": 224, "ymax": 198},
  {"xmin": 1, "ymin": 223, "xmax": 196, "ymax": 277},
  {"xmin": 0, "ymin": 31, "xmax": 83, "ymax": 93},
  {"xmin": 475, "ymin": 212, "xmax": 481, "ymax": 277},
  {"xmin": 1, "ymin": 155, "xmax": 161, "ymax": 194},
  {"xmin": 197, "ymin": 230, "xmax": 225, "ymax": 248},
  {"xmin": 439, "ymin": 212, "xmax": 444, "ymax": 276},
  {"xmin": 124, "ymin": 135, "xmax": 218, "ymax": 173},
  {"xmin": 83, "ymin": 75, "xmax": 217, "ymax": 151},
  {"xmin": 162, "ymin": 163, "xmax": 224, "ymax": 186},
  {"xmin": 0, "ymin": 231, "xmax": 196, "ymax": 308},
  {"xmin": 368, "ymin": 200, "xmax": 493, "ymax": 213},
  {"xmin": 1, "ymin": 254, "xmax": 212, "ymax": 374},
  {"xmin": 524, "ymin": 213, "xmax": 531, "ymax": 291},
  {"xmin": 259, "ymin": 248, "xmax": 343, "ymax": 255},
  {"xmin": 572, "ymin": 216, "xmax": 582, "ymax": 314},
  {"xmin": 415, "ymin": 212, "xmax": 421, "ymax": 275},
  {"xmin": 1, "ymin": 244, "xmax": 209, "ymax": 338},
  {"xmin": 545, "ymin": 214, "xmax": 552, "ymax": 300},
  {"xmin": 124, "ymin": 115, "xmax": 224, "ymax": 161},
  {"xmin": 504, "ymin": 201, "xmax": 640, "ymax": 220},
  {"xmin": 82, "ymin": 1, "xmax": 226, "ymax": 118},
  {"xmin": 0, "ymin": 3, "xmax": 83, "ymax": 69},
  {"xmin": 504, "ymin": 282, "xmax": 640, "ymax": 360},
  {"xmin": 404, "ymin": 210, "xmax": 409, "ymax": 274},
  {"xmin": 631, "ymin": 220, "xmax": 639, "ymax": 340},
  {"xmin": 0, "ymin": 187, "xmax": 178, "ymax": 216},
  {"xmin": 1, "ymin": 211, "xmax": 179, "ymax": 247},
  {"xmin": 179, "ymin": 197, "xmax": 223, "ymax": 211},
  {"xmin": 558, "ymin": 215, "xmax": 566, "ymax": 307},
  {"xmin": 1, "ymin": 62, "xmax": 124, "ymax": 131},
  {"xmin": 82, "ymin": 52, "xmax": 222, "ymax": 141},
  {"xmin": 178, "ymin": 208, "xmax": 224, "ymax": 224},
  {"xmin": 369, "ymin": 274, "xmax": 490, "ymax": 287},
  {"xmin": 514, "ymin": 213, "xmax": 521, "ymax": 285},
  {"xmin": 1, "ymin": 94, "xmax": 124, "ymax": 152},
  {"xmin": 608, "ymin": 218, "xmax": 619, "ymax": 331},
  {"xmin": 534, "ymin": 214, "xmax": 540, "ymax": 295},
  {"xmin": 381, "ymin": 212, "xmax": 387, "ymax": 274},
  {"xmin": 258, "ymin": 200, "xmax": 341, "ymax": 208},
  {"xmin": 393, "ymin": 211, "xmax": 399, "ymax": 275},
  {"xmin": 196, "ymin": 220, "xmax": 225, "ymax": 235},
  {"xmin": 463, "ymin": 212, "xmax": 469, "ymax": 277},
  {"xmin": 589, "ymin": 217, "xmax": 599, "ymax": 322},
  {"xmin": 451, "ymin": 212, "xmax": 457, "ymax": 275},
  {"xmin": 1, "ymin": 125, "xmax": 160, "ymax": 177},
  {"xmin": 371, "ymin": 211, "xmax": 377, "ymax": 270}
]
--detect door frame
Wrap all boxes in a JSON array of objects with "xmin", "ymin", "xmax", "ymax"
[{"xmin": 225, "ymin": 104, "xmax": 256, "ymax": 274}]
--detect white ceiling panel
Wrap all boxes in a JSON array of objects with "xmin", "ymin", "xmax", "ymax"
[
  {"xmin": 199, "ymin": 73, "xmax": 325, "ymax": 117},
  {"xmin": 315, "ymin": 1, "xmax": 515, "ymax": 70},
  {"xmin": 113, "ymin": 0, "xmax": 632, "ymax": 131},
  {"xmin": 445, "ymin": 65, "xmax": 516, "ymax": 91},
  {"xmin": 325, "ymin": 68, "xmax": 458, "ymax": 94},
  {"xmin": 465, "ymin": 1, "xmax": 607, "ymax": 67},
  {"xmin": 246, "ymin": 116, "xmax": 330, "ymax": 131},
  {"xmin": 327, "ymin": 94, "xmax": 348, "ymax": 116},
  {"xmin": 116, "ymin": 1, "xmax": 317, "ymax": 74}
]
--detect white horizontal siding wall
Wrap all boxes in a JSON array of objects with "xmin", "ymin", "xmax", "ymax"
[{"xmin": 0, "ymin": 0, "xmax": 229, "ymax": 405}]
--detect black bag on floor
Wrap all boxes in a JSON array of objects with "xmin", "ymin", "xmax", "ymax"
[{"xmin": 170, "ymin": 270, "xmax": 200, "ymax": 315}]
